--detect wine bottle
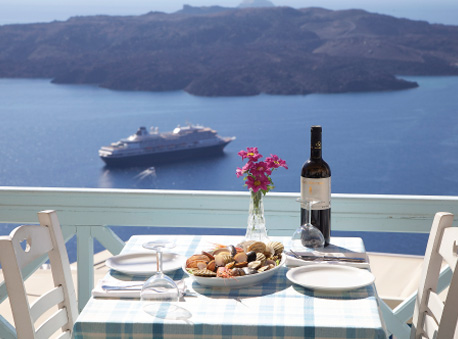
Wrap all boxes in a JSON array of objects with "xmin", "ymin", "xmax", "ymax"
[{"xmin": 300, "ymin": 125, "xmax": 331, "ymax": 246}]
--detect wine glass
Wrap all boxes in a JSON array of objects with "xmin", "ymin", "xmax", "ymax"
[
  {"xmin": 291, "ymin": 200, "xmax": 325, "ymax": 249},
  {"xmin": 140, "ymin": 239, "xmax": 181, "ymax": 318}
]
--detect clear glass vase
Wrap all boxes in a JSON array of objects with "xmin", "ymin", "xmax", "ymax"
[{"xmin": 245, "ymin": 189, "xmax": 269, "ymax": 242}]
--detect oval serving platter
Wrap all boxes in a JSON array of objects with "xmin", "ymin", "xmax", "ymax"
[{"xmin": 182, "ymin": 255, "xmax": 286, "ymax": 288}]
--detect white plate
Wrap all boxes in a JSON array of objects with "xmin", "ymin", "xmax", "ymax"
[
  {"xmin": 286, "ymin": 264, "xmax": 375, "ymax": 291},
  {"xmin": 182, "ymin": 256, "xmax": 286, "ymax": 288},
  {"xmin": 106, "ymin": 252, "xmax": 185, "ymax": 275}
]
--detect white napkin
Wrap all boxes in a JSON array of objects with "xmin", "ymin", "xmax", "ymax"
[
  {"xmin": 286, "ymin": 244, "xmax": 370, "ymax": 268},
  {"xmin": 92, "ymin": 279, "xmax": 188, "ymax": 299}
]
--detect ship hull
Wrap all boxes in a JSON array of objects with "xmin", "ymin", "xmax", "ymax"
[{"xmin": 100, "ymin": 142, "xmax": 230, "ymax": 167}]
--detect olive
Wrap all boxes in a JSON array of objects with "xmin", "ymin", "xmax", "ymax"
[{"xmin": 246, "ymin": 251, "xmax": 257, "ymax": 262}]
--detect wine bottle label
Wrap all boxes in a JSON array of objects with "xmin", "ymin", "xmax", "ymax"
[{"xmin": 300, "ymin": 177, "xmax": 331, "ymax": 210}]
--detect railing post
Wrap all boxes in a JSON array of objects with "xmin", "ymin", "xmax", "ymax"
[
  {"xmin": 76, "ymin": 226, "xmax": 94, "ymax": 312},
  {"xmin": 91, "ymin": 226, "xmax": 124, "ymax": 256}
]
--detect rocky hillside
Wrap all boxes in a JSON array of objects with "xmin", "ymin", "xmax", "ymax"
[{"xmin": 0, "ymin": 6, "xmax": 457, "ymax": 96}]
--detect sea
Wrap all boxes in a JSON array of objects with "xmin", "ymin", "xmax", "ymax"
[
  {"xmin": 1, "ymin": 1, "xmax": 458, "ymax": 260},
  {"xmin": 1, "ymin": 76, "xmax": 458, "ymax": 259}
]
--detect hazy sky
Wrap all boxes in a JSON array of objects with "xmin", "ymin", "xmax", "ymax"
[{"xmin": 1, "ymin": 0, "xmax": 457, "ymax": 25}]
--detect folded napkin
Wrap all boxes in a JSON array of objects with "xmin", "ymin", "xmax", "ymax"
[
  {"xmin": 285, "ymin": 255, "xmax": 370, "ymax": 269},
  {"xmin": 285, "ymin": 248, "xmax": 370, "ymax": 269},
  {"xmin": 291, "ymin": 250, "xmax": 368, "ymax": 259}
]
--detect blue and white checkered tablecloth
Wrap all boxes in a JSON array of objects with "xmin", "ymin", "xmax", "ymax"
[{"xmin": 73, "ymin": 235, "xmax": 387, "ymax": 339}]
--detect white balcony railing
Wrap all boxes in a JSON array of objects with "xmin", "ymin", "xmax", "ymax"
[{"xmin": 1, "ymin": 186, "xmax": 458, "ymax": 338}]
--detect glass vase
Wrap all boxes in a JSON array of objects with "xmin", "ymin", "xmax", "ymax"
[{"xmin": 245, "ymin": 189, "xmax": 269, "ymax": 242}]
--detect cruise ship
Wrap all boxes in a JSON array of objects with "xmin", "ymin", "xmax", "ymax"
[{"xmin": 99, "ymin": 123, "xmax": 235, "ymax": 167}]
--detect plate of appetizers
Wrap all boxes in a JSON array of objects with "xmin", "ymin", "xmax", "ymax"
[{"xmin": 183, "ymin": 241, "xmax": 286, "ymax": 288}]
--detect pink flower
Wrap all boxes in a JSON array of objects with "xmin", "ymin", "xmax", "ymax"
[
  {"xmin": 239, "ymin": 147, "xmax": 262, "ymax": 162},
  {"xmin": 246, "ymin": 174, "xmax": 270, "ymax": 192},
  {"xmin": 237, "ymin": 150, "xmax": 248, "ymax": 160},
  {"xmin": 236, "ymin": 147, "xmax": 287, "ymax": 194},
  {"xmin": 250, "ymin": 161, "xmax": 272, "ymax": 176},
  {"xmin": 266, "ymin": 154, "xmax": 288, "ymax": 169},
  {"xmin": 236, "ymin": 162, "xmax": 256, "ymax": 177},
  {"xmin": 278, "ymin": 159, "xmax": 288, "ymax": 169},
  {"xmin": 242, "ymin": 162, "xmax": 254, "ymax": 172}
]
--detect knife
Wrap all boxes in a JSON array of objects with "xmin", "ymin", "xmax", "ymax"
[
  {"xmin": 101, "ymin": 283, "xmax": 143, "ymax": 291},
  {"xmin": 100, "ymin": 279, "xmax": 195, "ymax": 296},
  {"xmin": 287, "ymin": 250, "xmax": 366, "ymax": 263}
]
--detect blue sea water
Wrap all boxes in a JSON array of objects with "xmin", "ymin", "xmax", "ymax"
[{"xmin": 1, "ymin": 76, "xmax": 458, "ymax": 258}]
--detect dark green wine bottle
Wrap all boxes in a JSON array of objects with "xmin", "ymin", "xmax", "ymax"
[{"xmin": 300, "ymin": 125, "xmax": 331, "ymax": 246}]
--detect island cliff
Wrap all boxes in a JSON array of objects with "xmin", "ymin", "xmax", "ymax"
[{"xmin": 0, "ymin": 6, "xmax": 457, "ymax": 96}]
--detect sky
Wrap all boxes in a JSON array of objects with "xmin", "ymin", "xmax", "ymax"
[{"xmin": 1, "ymin": 0, "xmax": 457, "ymax": 25}]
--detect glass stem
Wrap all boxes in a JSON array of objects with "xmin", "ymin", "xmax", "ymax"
[
  {"xmin": 308, "ymin": 201, "xmax": 312, "ymax": 225},
  {"xmin": 156, "ymin": 249, "xmax": 163, "ymax": 273}
]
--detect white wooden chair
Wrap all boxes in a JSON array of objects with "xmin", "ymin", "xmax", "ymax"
[
  {"xmin": 411, "ymin": 212, "xmax": 458, "ymax": 339},
  {"xmin": 0, "ymin": 210, "xmax": 78, "ymax": 339}
]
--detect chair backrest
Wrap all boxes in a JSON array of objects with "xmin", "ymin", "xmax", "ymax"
[
  {"xmin": 0, "ymin": 210, "xmax": 78, "ymax": 339},
  {"xmin": 411, "ymin": 212, "xmax": 458, "ymax": 339}
]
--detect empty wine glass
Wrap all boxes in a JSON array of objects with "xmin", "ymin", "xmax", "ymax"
[
  {"xmin": 140, "ymin": 239, "xmax": 181, "ymax": 318},
  {"xmin": 291, "ymin": 200, "xmax": 325, "ymax": 249}
]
